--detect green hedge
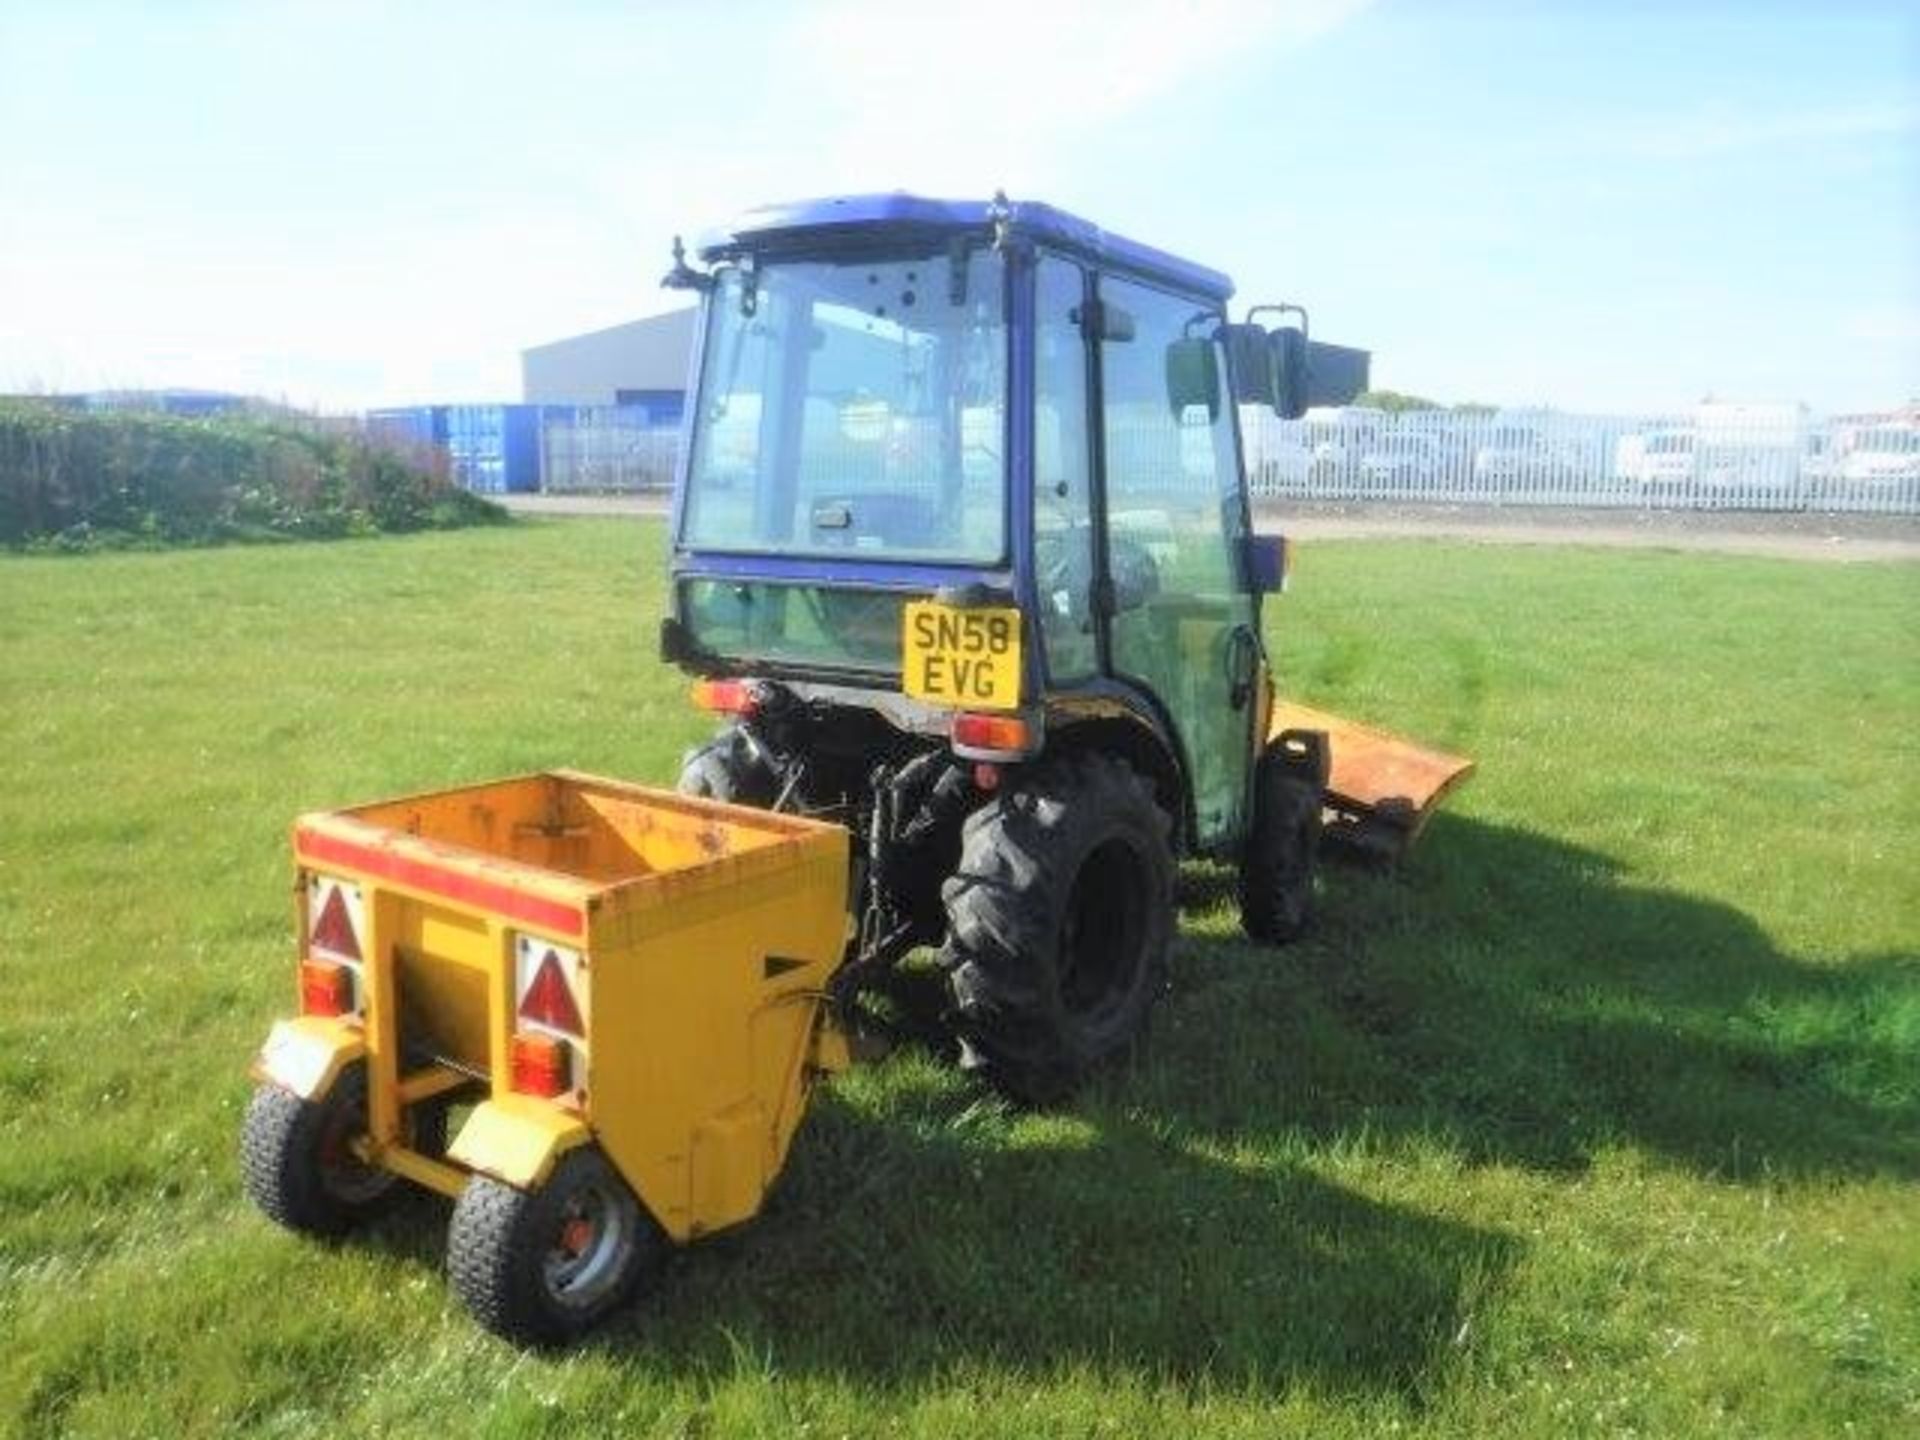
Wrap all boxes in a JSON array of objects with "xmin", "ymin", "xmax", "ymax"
[{"xmin": 0, "ymin": 401, "xmax": 506, "ymax": 550}]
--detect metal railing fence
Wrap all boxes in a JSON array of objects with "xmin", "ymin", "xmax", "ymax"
[
  {"xmin": 512, "ymin": 403, "xmax": 1920, "ymax": 515},
  {"xmin": 537, "ymin": 407, "xmax": 680, "ymax": 494},
  {"xmin": 1238, "ymin": 405, "xmax": 1919, "ymax": 515}
]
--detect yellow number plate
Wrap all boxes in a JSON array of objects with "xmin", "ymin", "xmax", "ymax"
[{"xmin": 901, "ymin": 600, "xmax": 1023, "ymax": 710}]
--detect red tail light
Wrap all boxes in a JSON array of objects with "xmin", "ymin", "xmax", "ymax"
[
  {"xmin": 299, "ymin": 958, "xmax": 354, "ymax": 1018},
  {"xmin": 691, "ymin": 678, "xmax": 759, "ymax": 716},
  {"xmin": 951, "ymin": 711, "xmax": 1033, "ymax": 755},
  {"xmin": 510, "ymin": 1031, "xmax": 572, "ymax": 1098}
]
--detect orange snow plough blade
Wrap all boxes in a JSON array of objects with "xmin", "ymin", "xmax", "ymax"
[{"xmin": 1269, "ymin": 701, "xmax": 1475, "ymax": 862}]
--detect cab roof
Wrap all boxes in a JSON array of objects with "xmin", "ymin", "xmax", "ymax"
[{"xmin": 697, "ymin": 192, "xmax": 1234, "ymax": 303}]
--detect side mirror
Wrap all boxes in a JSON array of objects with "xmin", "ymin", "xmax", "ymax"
[
  {"xmin": 1243, "ymin": 534, "xmax": 1288, "ymax": 595},
  {"xmin": 1164, "ymin": 338, "xmax": 1220, "ymax": 420},
  {"xmin": 1240, "ymin": 300, "xmax": 1372, "ymax": 416},
  {"xmin": 1221, "ymin": 324, "xmax": 1276, "ymax": 406},
  {"xmin": 1302, "ymin": 340, "xmax": 1370, "ymax": 409},
  {"xmin": 1269, "ymin": 327, "xmax": 1309, "ymax": 419}
]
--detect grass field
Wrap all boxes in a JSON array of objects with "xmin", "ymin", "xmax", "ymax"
[{"xmin": 1, "ymin": 518, "xmax": 1915, "ymax": 1438}]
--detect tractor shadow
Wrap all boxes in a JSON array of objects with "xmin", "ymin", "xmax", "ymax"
[
  {"xmin": 595, "ymin": 815, "xmax": 1914, "ymax": 1390},
  {"xmin": 1150, "ymin": 813, "xmax": 1918, "ymax": 1182},
  {"xmin": 611, "ymin": 1083, "xmax": 1514, "ymax": 1399}
]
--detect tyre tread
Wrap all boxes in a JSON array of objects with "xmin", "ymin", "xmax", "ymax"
[
  {"xmin": 1239, "ymin": 743, "xmax": 1325, "ymax": 944},
  {"xmin": 939, "ymin": 752, "xmax": 1172, "ymax": 1103},
  {"xmin": 446, "ymin": 1148, "xmax": 658, "ymax": 1346}
]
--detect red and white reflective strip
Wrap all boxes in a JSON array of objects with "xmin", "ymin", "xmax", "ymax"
[{"xmin": 515, "ymin": 935, "xmax": 589, "ymax": 1039}]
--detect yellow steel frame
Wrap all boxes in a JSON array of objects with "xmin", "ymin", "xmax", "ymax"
[{"xmin": 256, "ymin": 771, "xmax": 851, "ymax": 1232}]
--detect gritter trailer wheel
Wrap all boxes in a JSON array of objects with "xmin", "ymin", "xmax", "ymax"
[
  {"xmin": 447, "ymin": 1146, "xmax": 663, "ymax": 1346},
  {"xmin": 676, "ymin": 723, "xmax": 776, "ymax": 806},
  {"xmin": 1238, "ymin": 731, "xmax": 1328, "ymax": 944},
  {"xmin": 940, "ymin": 752, "xmax": 1173, "ymax": 1104},
  {"xmin": 240, "ymin": 1062, "xmax": 441, "ymax": 1238}
]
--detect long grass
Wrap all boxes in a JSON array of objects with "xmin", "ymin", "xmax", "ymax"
[{"xmin": 0, "ymin": 519, "xmax": 1914, "ymax": 1437}]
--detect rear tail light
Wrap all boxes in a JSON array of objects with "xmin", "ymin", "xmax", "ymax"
[
  {"xmin": 691, "ymin": 678, "xmax": 759, "ymax": 716},
  {"xmin": 511, "ymin": 937, "xmax": 587, "ymax": 1100},
  {"xmin": 510, "ymin": 1031, "xmax": 572, "ymax": 1098},
  {"xmin": 301, "ymin": 874, "xmax": 365, "ymax": 1017},
  {"xmin": 299, "ymin": 958, "xmax": 355, "ymax": 1018},
  {"xmin": 951, "ymin": 711, "xmax": 1035, "ymax": 757}
]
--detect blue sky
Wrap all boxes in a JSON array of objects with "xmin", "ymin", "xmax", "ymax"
[{"xmin": 1, "ymin": 0, "xmax": 1914, "ymax": 413}]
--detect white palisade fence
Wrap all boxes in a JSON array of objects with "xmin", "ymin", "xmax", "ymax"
[
  {"xmin": 1238, "ymin": 403, "xmax": 1920, "ymax": 515},
  {"xmin": 529, "ymin": 402, "xmax": 1920, "ymax": 515},
  {"xmin": 538, "ymin": 407, "xmax": 681, "ymax": 494}
]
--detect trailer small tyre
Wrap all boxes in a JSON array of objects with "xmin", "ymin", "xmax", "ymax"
[
  {"xmin": 447, "ymin": 1146, "xmax": 663, "ymax": 1346},
  {"xmin": 240, "ymin": 1062, "xmax": 439, "ymax": 1237},
  {"xmin": 1239, "ymin": 731, "xmax": 1328, "ymax": 944},
  {"xmin": 940, "ymin": 752, "xmax": 1173, "ymax": 1104},
  {"xmin": 676, "ymin": 724, "xmax": 777, "ymax": 806}
]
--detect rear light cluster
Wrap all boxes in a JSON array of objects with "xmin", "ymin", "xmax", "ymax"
[
  {"xmin": 301, "ymin": 875, "xmax": 367, "ymax": 1019},
  {"xmin": 951, "ymin": 711, "xmax": 1036, "ymax": 759},
  {"xmin": 691, "ymin": 678, "xmax": 759, "ymax": 717},
  {"xmin": 510, "ymin": 1032, "xmax": 572, "ymax": 1097},
  {"xmin": 297, "ymin": 875, "xmax": 591, "ymax": 1103},
  {"xmin": 512, "ymin": 935, "xmax": 589, "ymax": 1101},
  {"xmin": 299, "ymin": 958, "xmax": 355, "ymax": 1018}
]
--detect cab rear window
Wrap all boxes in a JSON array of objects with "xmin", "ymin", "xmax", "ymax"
[{"xmin": 680, "ymin": 579, "xmax": 908, "ymax": 672}]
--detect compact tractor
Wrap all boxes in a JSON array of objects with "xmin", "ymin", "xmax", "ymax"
[{"xmin": 242, "ymin": 193, "xmax": 1470, "ymax": 1345}]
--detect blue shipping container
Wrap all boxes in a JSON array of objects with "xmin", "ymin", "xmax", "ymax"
[{"xmin": 443, "ymin": 404, "xmax": 543, "ymax": 493}]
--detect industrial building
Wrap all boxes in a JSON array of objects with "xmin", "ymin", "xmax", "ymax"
[
  {"xmin": 519, "ymin": 307, "xmax": 696, "ymax": 422},
  {"xmin": 356, "ymin": 310, "xmax": 699, "ymax": 496}
]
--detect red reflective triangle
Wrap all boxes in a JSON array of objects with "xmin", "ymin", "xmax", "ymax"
[
  {"xmin": 519, "ymin": 949, "xmax": 584, "ymax": 1036},
  {"xmin": 311, "ymin": 885, "xmax": 361, "ymax": 961}
]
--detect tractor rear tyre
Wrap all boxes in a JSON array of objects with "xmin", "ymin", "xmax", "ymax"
[
  {"xmin": 940, "ymin": 753, "xmax": 1173, "ymax": 1104},
  {"xmin": 447, "ymin": 1146, "xmax": 663, "ymax": 1346},
  {"xmin": 1239, "ymin": 731, "xmax": 1328, "ymax": 944},
  {"xmin": 240, "ymin": 1062, "xmax": 445, "ymax": 1238},
  {"xmin": 676, "ymin": 724, "xmax": 776, "ymax": 806}
]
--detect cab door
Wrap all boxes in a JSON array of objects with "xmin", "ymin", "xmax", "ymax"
[{"xmin": 1094, "ymin": 274, "xmax": 1259, "ymax": 849}]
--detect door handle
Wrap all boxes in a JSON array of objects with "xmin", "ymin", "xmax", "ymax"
[{"xmin": 1226, "ymin": 624, "xmax": 1258, "ymax": 710}]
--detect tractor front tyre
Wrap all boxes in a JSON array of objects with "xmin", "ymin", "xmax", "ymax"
[
  {"xmin": 240, "ymin": 1062, "xmax": 442, "ymax": 1238},
  {"xmin": 1239, "ymin": 730, "xmax": 1328, "ymax": 944},
  {"xmin": 940, "ymin": 753, "xmax": 1173, "ymax": 1104},
  {"xmin": 447, "ymin": 1146, "xmax": 663, "ymax": 1347},
  {"xmin": 676, "ymin": 724, "xmax": 777, "ymax": 806}
]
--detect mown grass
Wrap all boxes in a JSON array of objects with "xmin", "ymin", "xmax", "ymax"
[{"xmin": 0, "ymin": 519, "xmax": 1914, "ymax": 1438}]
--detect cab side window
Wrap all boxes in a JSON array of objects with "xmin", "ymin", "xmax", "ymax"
[
  {"xmin": 1099, "ymin": 274, "xmax": 1251, "ymax": 840},
  {"xmin": 1032, "ymin": 256, "xmax": 1099, "ymax": 685}
]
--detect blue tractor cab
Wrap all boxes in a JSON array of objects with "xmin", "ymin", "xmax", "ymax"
[{"xmin": 661, "ymin": 193, "xmax": 1468, "ymax": 1101}]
